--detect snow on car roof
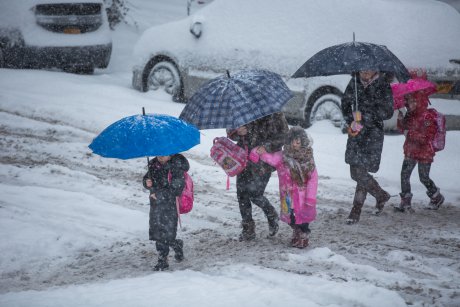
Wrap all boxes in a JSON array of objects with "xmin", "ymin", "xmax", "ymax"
[{"xmin": 133, "ymin": 0, "xmax": 460, "ymax": 75}]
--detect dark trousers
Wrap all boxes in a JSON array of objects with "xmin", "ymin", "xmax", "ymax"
[
  {"xmin": 236, "ymin": 169, "xmax": 276, "ymax": 223},
  {"xmin": 155, "ymin": 239, "xmax": 182, "ymax": 258},
  {"xmin": 290, "ymin": 213, "xmax": 310, "ymax": 233},
  {"xmin": 401, "ymin": 158, "xmax": 437, "ymax": 196},
  {"xmin": 349, "ymin": 165, "xmax": 387, "ymax": 203}
]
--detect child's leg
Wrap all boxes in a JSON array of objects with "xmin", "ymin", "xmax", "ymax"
[
  {"xmin": 401, "ymin": 158, "xmax": 416, "ymax": 194},
  {"xmin": 298, "ymin": 223, "xmax": 310, "ymax": 234},
  {"xmin": 417, "ymin": 162, "xmax": 437, "ymax": 196},
  {"xmin": 172, "ymin": 239, "xmax": 184, "ymax": 262},
  {"xmin": 395, "ymin": 158, "xmax": 416, "ymax": 212},
  {"xmin": 418, "ymin": 162, "xmax": 445, "ymax": 209},
  {"xmin": 154, "ymin": 241, "xmax": 170, "ymax": 271}
]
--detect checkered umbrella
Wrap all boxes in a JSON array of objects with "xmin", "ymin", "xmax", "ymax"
[{"xmin": 179, "ymin": 69, "xmax": 293, "ymax": 129}]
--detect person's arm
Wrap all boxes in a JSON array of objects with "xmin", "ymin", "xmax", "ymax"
[
  {"xmin": 341, "ymin": 81, "xmax": 355, "ymax": 126},
  {"xmin": 168, "ymin": 156, "xmax": 189, "ymax": 197},
  {"xmin": 372, "ymin": 79, "xmax": 394, "ymax": 121},
  {"xmin": 397, "ymin": 111, "xmax": 406, "ymax": 133},
  {"xmin": 259, "ymin": 150, "xmax": 283, "ymax": 168},
  {"xmin": 377, "ymin": 82, "xmax": 394, "ymax": 120},
  {"xmin": 305, "ymin": 168, "xmax": 318, "ymax": 206}
]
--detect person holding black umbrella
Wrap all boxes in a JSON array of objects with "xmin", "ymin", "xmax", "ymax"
[
  {"xmin": 341, "ymin": 70, "xmax": 394, "ymax": 224},
  {"xmin": 227, "ymin": 112, "xmax": 289, "ymax": 240}
]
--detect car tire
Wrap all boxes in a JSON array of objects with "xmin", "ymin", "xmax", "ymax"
[
  {"xmin": 0, "ymin": 48, "xmax": 4, "ymax": 68},
  {"xmin": 144, "ymin": 60, "xmax": 184, "ymax": 102},
  {"xmin": 304, "ymin": 91, "xmax": 345, "ymax": 130}
]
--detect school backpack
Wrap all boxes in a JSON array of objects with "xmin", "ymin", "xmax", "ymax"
[
  {"xmin": 210, "ymin": 137, "xmax": 248, "ymax": 177},
  {"xmin": 168, "ymin": 171, "xmax": 194, "ymax": 214},
  {"xmin": 426, "ymin": 108, "xmax": 446, "ymax": 152}
]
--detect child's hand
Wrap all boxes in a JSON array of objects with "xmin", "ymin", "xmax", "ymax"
[
  {"xmin": 150, "ymin": 193, "xmax": 157, "ymax": 200},
  {"xmin": 256, "ymin": 146, "xmax": 267, "ymax": 154},
  {"xmin": 145, "ymin": 179, "xmax": 153, "ymax": 188}
]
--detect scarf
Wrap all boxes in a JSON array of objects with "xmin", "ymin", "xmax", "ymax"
[
  {"xmin": 360, "ymin": 72, "xmax": 380, "ymax": 88},
  {"xmin": 283, "ymin": 145, "xmax": 315, "ymax": 186}
]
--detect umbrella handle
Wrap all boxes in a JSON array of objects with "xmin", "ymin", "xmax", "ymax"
[{"xmin": 354, "ymin": 73, "xmax": 359, "ymax": 112}]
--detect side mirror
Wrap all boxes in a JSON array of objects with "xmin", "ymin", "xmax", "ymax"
[{"xmin": 190, "ymin": 21, "xmax": 202, "ymax": 38}]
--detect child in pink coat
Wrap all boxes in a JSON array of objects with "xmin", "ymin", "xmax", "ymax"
[{"xmin": 255, "ymin": 126, "xmax": 318, "ymax": 248}]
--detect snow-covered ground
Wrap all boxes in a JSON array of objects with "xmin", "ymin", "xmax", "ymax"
[{"xmin": 1, "ymin": 1, "xmax": 460, "ymax": 306}]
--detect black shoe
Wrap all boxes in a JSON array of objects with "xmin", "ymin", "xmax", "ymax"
[
  {"xmin": 153, "ymin": 257, "xmax": 169, "ymax": 271},
  {"xmin": 267, "ymin": 211, "xmax": 279, "ymax": 236},
  {"xmin": 173, "ymin": 239, "xmax": 184, "ymax": 262},
  {"xmin": 239, "ymin": 221, "xmax": 256, "ymax": 241}
]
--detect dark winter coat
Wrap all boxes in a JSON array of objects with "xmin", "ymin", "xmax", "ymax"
[
  {"xmin": 227, "ymin": 112, "xmax": 289, "ymax": 175},
  {"xmin": 142, "ymin": 154, "xmax": 189, "ymax": 242},
  {"xmin": 341, "ymin": 74, "xmax": 394, "ymax": 173},
  {"xmin": 397, "ymin": 103, "xmax": 437, "ymax": 163}
]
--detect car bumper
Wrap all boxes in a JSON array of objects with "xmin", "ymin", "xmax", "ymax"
[{"xmin": 4, "ymin": 43, "xmax": 112, "ymax": 69}]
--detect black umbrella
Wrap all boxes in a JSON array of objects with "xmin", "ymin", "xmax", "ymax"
[{"xmin": 292, "ymin": 39, "xmax": 410, "ymax": 82}]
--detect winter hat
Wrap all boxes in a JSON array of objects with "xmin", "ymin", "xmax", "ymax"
[
  {"xmin": 391, "ymin": 79, "xmax": 437, "ymax": 110},
  {"xmin": 283, "ymin": 126, "xmax": 315, "ymax": 185},
  {"xmin": 286, "ymin": 126, "xmax": 312, "ymax": 148}
]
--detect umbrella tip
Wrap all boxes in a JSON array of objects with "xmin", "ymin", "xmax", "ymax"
[
  {"xmin": 353, "ymin": 32, "xmax": 355, "ymax": 43},
  {"xmin": 226, "ymin": 70, "xmax": 230, "ymax": 78},
  {"xmin": 142, "ymin": 107, "xmax": 145, "ymax": 115}
]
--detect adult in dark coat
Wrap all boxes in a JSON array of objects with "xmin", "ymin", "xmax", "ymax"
[
  {"xmin": 341, "ymin": 71, "xmax": 394, "ymax": 224},
  {"xmin": 227, "ymin": 112, "xmax": 289, "ymax": 240},
  {"xmin": 143, "ymin": 154, "xmax": 189, "ymax": 270}
]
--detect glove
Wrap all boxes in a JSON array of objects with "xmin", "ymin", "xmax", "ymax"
[
  {"xmin": 347, "ymin": 121, "xmax": 363, "ymax": 137},
  {"xmin": 350, "ymin": 121, "xmax": 363, "ymax": 132}
]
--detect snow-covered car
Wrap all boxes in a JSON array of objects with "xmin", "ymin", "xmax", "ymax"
[
  {"xmin": 0, "ymin": 0, "xmax": 112, "ymax": 74},
  {"xmin": 132, "ymin": 0, "xmax": 460, "ymax": 129}
]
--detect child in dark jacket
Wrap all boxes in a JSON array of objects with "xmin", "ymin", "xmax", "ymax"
[
  {"xmin": 143, "ymin": 154, "xmax": 189, "ymax": 271},
  {"xmin": 395, "ymin": 91, "xmax": 444, "ymax": 212}
]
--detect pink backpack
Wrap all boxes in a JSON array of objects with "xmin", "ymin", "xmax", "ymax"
[
  {"xmin": 426, "ymin": 109, "xmax": 446, "ymax": 152},
  {"xmin": 210, "ymin": 137, "xmax": 248, "ymax": 177},
  {"xmin": 168, "ymin": 171, "xmax": 194, "ymax": 214}
]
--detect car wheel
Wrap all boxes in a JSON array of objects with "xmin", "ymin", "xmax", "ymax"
[
  {"xmin": 145, "ymin": 60, "xmax": 184, "ymax": 102},
  {"xmin": 306, "ymin": 93, "xmax": 345, "ymax": 129},
  {"xmin": 0, "ymin": 48, "xmax": 4, "ymax": 68}
]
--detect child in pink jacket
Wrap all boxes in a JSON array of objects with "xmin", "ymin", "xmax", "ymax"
[{"xmin": 255, "ymin": 126, "xmax": 318, "ymax": 248}]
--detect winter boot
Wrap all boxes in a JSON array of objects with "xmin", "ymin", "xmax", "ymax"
[
  {"xmin": 172, "ymin": 239, "xmax": 184, "ymax": 262},
  {"xmin": 239, "ymin": 220, "xmax": 256, "ymax": 241},
  {"xmin": 367, "ymin": 179, "xmax": 390, "ymax": 215},
  {"xmin": 394, "ymin": 192, "xmax": 413, "ymax": 213},
  {"xmin": 426, "ymin": 188, "xmax": 444, "ymax": 210},
  {"xmin": 346, "ymin": 186, "xmax": 366, "ymax": 224},
  {"xmin": 267, "ymin": 210, "xmax": 279, "ymax": 237},
  {"xmin": 290, "ymin": 226, "xmax": 301, "ymax": 247},
  {"xmin": 153, "ymin": 255, "xmax": 169, "ymax": 271},
  {"xmin": 294, "ymin": 231, "xmax": 309, "ymax": 249}
]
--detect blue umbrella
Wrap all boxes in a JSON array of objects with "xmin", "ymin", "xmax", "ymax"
[
  {"xmin": 179, "ymin": 69, "xmax": 293, "ymax": 129},
  {"xmin": 89, "ymin": 113, "xmax": 200, "ymax": 159}
]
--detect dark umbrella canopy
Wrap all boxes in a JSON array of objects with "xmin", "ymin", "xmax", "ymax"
[
  {"xmin": 292, "ymin": 41, "xmax": 411, "ymax": 82},
  {"xmin": 179, "ymin": 69, "xmax": 293, "ymax": 129},
  {"xmin": 89, "ymin": 113, "xmax": 200, "ymax": 159}
]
